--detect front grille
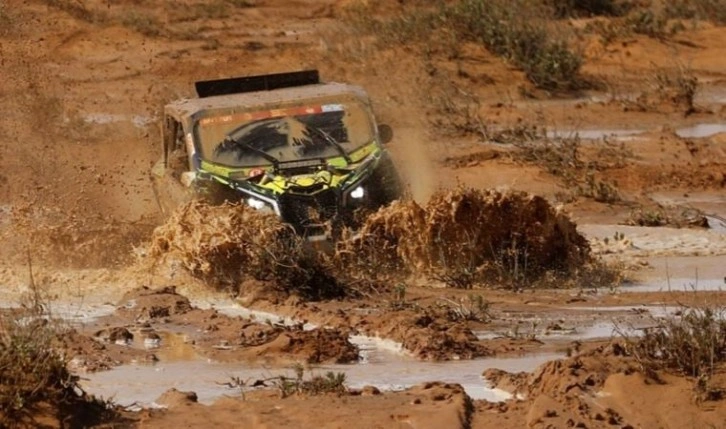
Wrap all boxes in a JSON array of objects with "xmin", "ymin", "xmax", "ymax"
[{"xmin": 279, "ymin": 189, "xmax": 339, "ymax": 235}]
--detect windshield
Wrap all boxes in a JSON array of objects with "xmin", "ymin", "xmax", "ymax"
[{"xmin": 195, "ymin": 102, "xmax": 375, "ymax": 168}]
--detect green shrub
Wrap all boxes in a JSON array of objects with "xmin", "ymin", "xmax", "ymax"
[
  {"xmin": 627, "ymin": 307, "xmax": 726, "ymax": 378},
  {"xmin": 342, "ymin": 0, "xmax": 584, "ymax": 91},
  {"xmin": 120, "ymin": 11, "xmax": 162, "ymax": 37},
  {"xmin": 447, "ymin": 0, "xmax": 584, "ymax": 90},
  {"xmin": 665, "ymin": 0, "xmax": 726, "ymax": 25}
]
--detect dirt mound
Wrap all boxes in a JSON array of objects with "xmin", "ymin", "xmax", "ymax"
[
  {"xmin": 108, "ymin": 286, "xmax": 359, "ymax": 364},
  {"xmin": 355, "ymin": 307, "xmax": 490, "ymax": 360},
  {"xmin": 336, "ymin": 188, "xmax": 591, "ymax": 288},
  {"xmin": 481, "ymin": 343, "xmax": 726, "ymax": 429},
  {"xmin": 116, "ymin": 285, "xmax": 193, "ymax": 321}
]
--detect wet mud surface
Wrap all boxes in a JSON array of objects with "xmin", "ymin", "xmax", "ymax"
[{"xmin": 4, "ymin": 0, "xmax": 726, "ymax": 428}]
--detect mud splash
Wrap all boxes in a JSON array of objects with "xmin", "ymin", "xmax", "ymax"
[
  {"xmin": 146, "ymin": 201, "xmax": 300, "ymax": 288},
  {"xmin": 146, "ymin": 189, "xmax": 592, "ymax": 295},
  {"xmin": 336, "ymin": 188, "xmax": 591, "ymax": 287}
]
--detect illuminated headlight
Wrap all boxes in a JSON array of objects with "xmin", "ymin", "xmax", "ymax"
[
  {"xmin": 350, "ymin": 186, "xmax": 365, "ymax": 199},
  {"xmin": 247, "ymin": 198, "xmax": 268, "ymax": 211}
]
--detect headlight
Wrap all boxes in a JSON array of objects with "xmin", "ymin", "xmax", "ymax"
[
  {"xmin": 350, "ymin": 186, "xmax": 365, "ymax": 199},
  {"xmin": 247, "ymin": 198, "xmax": 272, "ymax": 212}
]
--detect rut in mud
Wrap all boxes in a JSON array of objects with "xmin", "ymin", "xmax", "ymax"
[{"xmin": 145, "ymin": 188, "xmax": 593, "ymax": 294}]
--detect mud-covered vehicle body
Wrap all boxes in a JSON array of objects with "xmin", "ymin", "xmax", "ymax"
[{"xmin": 153, "ymin": 70, "xmax": 402, "ymax": 238}]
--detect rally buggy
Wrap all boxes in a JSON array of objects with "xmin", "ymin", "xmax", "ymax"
[{"xmin": 151, "ymin": 70, "xmax": 402, "ymax": 239}]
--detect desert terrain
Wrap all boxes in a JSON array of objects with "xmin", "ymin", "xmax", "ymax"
[{"xmin": 2, "ymin": 0, "xmax": 726, "ymax": 428}]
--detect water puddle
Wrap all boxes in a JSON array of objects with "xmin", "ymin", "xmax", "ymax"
[
  {"xmin": 191, "ymin": 299, "xmax": 317, "ymax": 330},
  {"xmin": 623, "ymin": 279, "xmax": 725, "ymax": 293},
  {"xmin": 82, "ymin": 350, "xmax": 562, "ymax": 406},
  {"xmin": 81, "ymin": 113, "xmax": 155, "ymax": 128},
  {"xmin": 546, "ymin": 129, "xmax": 644, "ymax": 140},
  {"xmin": 544, "ymin": 122, "xmax": 726, "ymax": 141},
  {"xmin": 675, "ymin": 123, "xmax": 726, "ymax": 138},
  {"xmin": 707, "ymin": 215, "xmax": 726, "ymax": 233}
]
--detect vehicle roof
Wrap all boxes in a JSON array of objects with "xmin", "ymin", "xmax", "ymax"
[{"xmin": 165, "ymin": 82, "xmax": 371, "ymax": 120}]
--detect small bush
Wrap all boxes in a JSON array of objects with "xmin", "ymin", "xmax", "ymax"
[
  {"xmin": 227, "ymin": 0, "xmax": 257, "ymax": 7},
  {"xmin": 42, "ymin": 0, "xmax": 107, "ymax": 23},
  {"xmin": 342, "ymin": 0, "xmax": 584, "ymax": 91},
  {"xmin": 0, "ymin": 310, "xmax": 115, "ymax": 426},
  {"xmin": 651, "ymin": 64, "xmax": 699, "ymax": 115},
  {"xmin": 626, "ymin": 205, "xmax": 708, "ymax": 228},
  {"xmin": 447, "ymin": 0, "xmax": 584, "ymax": 90},
  {"xmin": 438, "ymin": 295, "xmax": 492, "ymax": 322},
  {"xmin": 275, "ymin": 365, "xmax": 347, "ymax": 398},
  {"xmin": 627, "ymin": 306, "xmax": 726, "ymax": 378},
  {"xmin": 625, "ymin": 9, "xmax": 670, "ymax": 39},
  {"xmin": 120, "ymin": 11, "xmax": 162, "ymax": 37},
  {"xmin": 665, "ymin": 0, "xmax": 726, "ymax": 25},
  {"xmin": 546, "ymin": 0, "xmax": 632, "ymax": 18}
]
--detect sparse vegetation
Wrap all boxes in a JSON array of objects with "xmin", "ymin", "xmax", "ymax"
[
  {"xmin": 274, "ymin": 365, "xmax": 347, "ymax": 398},
  {"xmin": 0, "ymin": 279, "xmax": 116, "ymax": 426},
  {"xmin": 510, "ymin": 132, "xmax": 623, "ymax": 203},
  {"xmin": 42, "ymin": 0, "xmax": 108, "ymax": 23},
  {"xmin": 664, "ymin": 0, "xmax": 726, "ymax": 25},
  {"xmin": 120, "ymin": 10, "xmax": 162, "ymax": 37},
  {"xmin": 625, "ymin": 305, "xmax": 726, "ymax": 379},
  {"xmin": 448, "ymin": 0, "xmax": 584, "ymax": 90},
  {"xmin": 343, "ymin": 0, "xmax": 584, "ymax": 90},
  {"xmin": 625, "ymin": 9, "xmax": 670, "ymax": 39},
  {"xmin": 0, "ymin": 2, "xmax": 12, "ymax": 35},
  {"xmin": 438, "ymin": 295, "xmax": 492, "ymax": 322},
  {"xmin": 651, "ymin": 63, "xmax": 699, "ymax": 115},
  {"xmin": 546, "ymin": 0, "xmax": 632, "ymax": 18},
  {"xmin": 227, "ymin": 0, "xmax": 257, "ymax": 7},
  {"xmin": 626, "ymin": 205, "xmax": 708, "ymax": 228}
]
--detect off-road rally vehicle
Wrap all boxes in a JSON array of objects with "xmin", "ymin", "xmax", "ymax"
[{"xmin": 152, "ymin": 70, "xmax": 402, "ymax": 239}]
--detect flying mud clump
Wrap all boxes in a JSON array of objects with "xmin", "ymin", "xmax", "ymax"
[{"xmin": 335, "ymin": 188, "xmax": 592, "ymax": 288}]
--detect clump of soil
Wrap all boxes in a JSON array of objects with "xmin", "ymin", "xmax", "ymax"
[
  {"xmin": 198, "ymin": 320, "xmax": 359, "ymax": 364},
  {"xmin": 110, "ymin": 286, "xmax": 359, "ymax": 364},
  {"xmin": 116, "ymin": 285, "xmax": 193, "ymax": 321},
  {"xmin": 354, "ymin": 307, "xmax": 491, "ymax": 360},
  {"xmin": 336, "ymin": 188, "xmax": 591, "ymax": 288}
]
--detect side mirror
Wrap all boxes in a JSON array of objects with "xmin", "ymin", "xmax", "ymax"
[{"xmin": 378, "ymin": 124, "xmax": 393, "ymax": 144}]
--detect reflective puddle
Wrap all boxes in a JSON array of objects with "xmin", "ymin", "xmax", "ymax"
[
  {"xmin": 675, "ymin": 123, "xmax": 726, "ymax": 138},
  {"xmin": 81, "ymin": 350, "xmax": 562, "ymax": 406}
]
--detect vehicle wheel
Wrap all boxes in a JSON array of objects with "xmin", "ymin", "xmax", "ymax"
[
  {"xmin": 367, "ymin": 153, "xmax": 403, "ymax": 208},
  {"xmin": 150, "ymin": 161, "xmax": 194, "ymax": 218}
]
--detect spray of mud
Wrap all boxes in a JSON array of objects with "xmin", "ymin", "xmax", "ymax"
[
  {"xmin": 146, "ymin": 188, "xmax": 591, "ymax": 297},
  {"xmin": 389, "ymin": 124, "xmax": 437, "ymax": 203},
  {"xmin": 146, "ymin": 200, "xmax": 302, "ymax": 289},
  {"xmin": 335, "ymin": 188, "xmax": 591, "ymax": 287}
]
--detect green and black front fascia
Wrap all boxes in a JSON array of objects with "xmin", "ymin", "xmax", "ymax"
[{"xmin": 195, "ymin": 143, "xmax": 395, "ymax": 236}]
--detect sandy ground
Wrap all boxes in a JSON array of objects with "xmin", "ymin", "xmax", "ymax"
[{"xmin": 3, "ymin": 0, "xmax": 726, "ymax": 428}]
